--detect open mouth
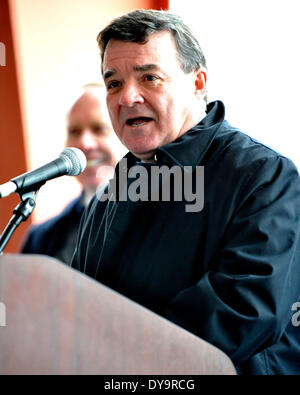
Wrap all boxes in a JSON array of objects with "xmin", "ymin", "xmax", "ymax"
[{"xmin": 126, "ymin": 117, "xmax": 153, "ymax": 127}]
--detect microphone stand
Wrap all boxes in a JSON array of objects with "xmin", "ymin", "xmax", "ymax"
[{"xmin": 0, "ymin": 190, "xmax": 38, "ymax": 254}]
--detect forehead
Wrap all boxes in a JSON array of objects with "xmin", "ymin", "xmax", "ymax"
[
  {"xmin": 68, "ymin": 92, "xmax": 110, "ymax": 124},
  {"xmin": 102, "ymin": 31, "xmax": 180, "ymax": 72}
]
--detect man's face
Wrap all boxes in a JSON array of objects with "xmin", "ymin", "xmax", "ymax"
[
  {"xmin": 102, "ymin": 31, "xmax": 206, "ymax": 160},
  {"xmin": 66, "ymin": 91, "xmax": 117, "ymax": 189}
]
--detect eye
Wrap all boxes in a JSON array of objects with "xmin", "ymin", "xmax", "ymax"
[
  {"xmin": 68, "ymin": 128, "xmax": 81, "ymax": 138},
  {"xmin": 92, "ymin": 125, "xmax": 103, "ymax": 134},
  {"xmin": 92, "ymin": 124, "xmax": 111, "ymax": 136},
  {"xmin": 144, "ymin": 74, "xmax": 158, "ymax": 82},
  {"xmin": 106, "ymin": 80, "xmax": 121, "ymax": 90}
]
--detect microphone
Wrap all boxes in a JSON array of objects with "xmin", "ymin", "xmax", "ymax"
[{"xmin": 0, "ymin": 147, "xmax": 87, "ymax": 198}]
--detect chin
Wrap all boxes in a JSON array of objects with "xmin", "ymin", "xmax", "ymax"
[
  {"xmin": 132, "ymin": 146, "xmax": 157, "ymax": 159},
  {"xmin": 126, "ymin": 141, "xmax": 156, "ymax": 155}
]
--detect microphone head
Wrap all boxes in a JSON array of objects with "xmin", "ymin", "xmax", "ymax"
[{"xmin": 60, "ymin": 147, "xmax": 87, "ymax": 176}]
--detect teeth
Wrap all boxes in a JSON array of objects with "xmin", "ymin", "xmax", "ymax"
[
  {"xmin": 127, "ymin": 117, "xmax": 152, "ymax": 127},
  {"xmin": 87, "ymin": 159, "xmax": 104, "ymax": 167},
  {"xmin": 132, "ymin": 121, "xmax": 147, "ymax": 127}
]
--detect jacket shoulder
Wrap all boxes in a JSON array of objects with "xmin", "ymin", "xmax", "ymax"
[
  {"xmin": 211, "ymin": 121, "xmax": 299, "ymax": 173},
  {"xmin": 21, "ymin": 195, "xmax": 83, "ymax": 253}
]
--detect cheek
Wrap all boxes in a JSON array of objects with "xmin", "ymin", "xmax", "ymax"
[
  {"xmin": 150, "ymin": 93, "xmax": 173, "ymax": 121},
  {"xmin": 94, "ymin": 137, "xmax": 111, "ymax": 152},
  {"xmin": 105, "ymin": 98, "xmax": 115, "ymax": 122},
  {"xmin": 159, "ymin": 96, "xmax": 181, "ymax": 123},
  {"xmin": 66, "ymin": 137, "xmax": 79, "ymax": 148},
  {"xmin": 107, "ymin": 97, "xmax": 117, "ymax": 114}
]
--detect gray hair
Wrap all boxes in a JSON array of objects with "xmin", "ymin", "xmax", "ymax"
[{"xmin": 97, "ymin": 9, "xmax": 207, "ymax": 75}]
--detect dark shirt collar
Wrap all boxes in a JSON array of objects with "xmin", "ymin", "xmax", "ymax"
[
  {"xmin": 158, "ymin": 100, "xmax": 225, "ymax": 169},
  {"xmin": 120, "ymin": 100, "xmax": 225, "ymax": 170}
]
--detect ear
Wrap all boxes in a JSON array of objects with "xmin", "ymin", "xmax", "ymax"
[{"xmin": 194, "ymin": 68, "xmax": 207, "ymax": 98}]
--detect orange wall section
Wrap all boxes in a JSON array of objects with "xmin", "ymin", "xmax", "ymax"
[
  {"xmin": 1, "ymin": 0, "xmax": 169, "ymax": 253},
  {"xmin": 0, "ymin": 0, "xmax": 30, "ymax": 253},
  {"xmin": 152, "ymin": 0, "xmax": 169, "ymax": 9}
]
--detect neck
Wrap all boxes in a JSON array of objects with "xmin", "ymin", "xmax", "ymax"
[
  {"xmin": 141, "ymin": 155, "xmax": 157, "ymax": 163},
  {"xmin": 82, "ymin": 187, "xmax": 96, "ymax": 207}
]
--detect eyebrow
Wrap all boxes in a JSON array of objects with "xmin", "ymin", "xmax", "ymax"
[
  {"xmin": 133, "ymin": 64, "xmax": 158, "ymax": 72},
  {"xmin": 103, "ymin": 64, "xmax": 159, "ymax": 80},
  {"xmin": 103, "ymin": 69, "xmax": 116, "ymax": 80}
]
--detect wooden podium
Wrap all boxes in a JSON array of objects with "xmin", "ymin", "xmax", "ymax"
[{"xmin": 0, "ymin": 254, "xmax": 236, "ymax": 375}]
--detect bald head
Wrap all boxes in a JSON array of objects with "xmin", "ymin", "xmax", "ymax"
[{"xmin": 66, "ymin": 86, "xmax": 117, "ymax": 190}]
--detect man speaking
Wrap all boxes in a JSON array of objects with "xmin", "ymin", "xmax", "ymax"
[{"xmin": 72, "ymin": 10, "xmax": 300, "ymax": 375}]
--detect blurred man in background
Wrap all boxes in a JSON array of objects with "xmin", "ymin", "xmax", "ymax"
[
  {"xmin": 72, "ymin": 10, "xmax": 300, "ymax": 375},
  {"xmin": 21, "ymin": 83, "xmax": 120, "ymax": 265}
]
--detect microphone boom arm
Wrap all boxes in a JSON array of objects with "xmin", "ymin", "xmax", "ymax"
[
  {"xmin": 0, "ymin": 189, "xmax": 38, "ymax": 254},
  {"xmin": 0, "ymin": 147, "xmax": 87, "ymax": 252}
]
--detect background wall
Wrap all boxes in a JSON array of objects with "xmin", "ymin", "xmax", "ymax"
[
  {"xmin": 0, "ymin": 0, "xmax": 168, "ymax": 252},
  {"xmin": 9, "ymin": 0, "xmax": 155, "ymax": 225},
  {"xmin": 1, "ymin": 0, "xmax": 298, "ymax": 252},
  {"xmin": 0, "ymin": 0, "xmax": 29, "ymax": 253},
  {"xmin": 170, "ymin": 0, "xmax": 300, "ymax": 171}
]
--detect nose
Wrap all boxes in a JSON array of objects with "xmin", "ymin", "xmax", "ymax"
[
  {"xmin": 119, "ymin": 81, "xmax": 144, "ymax": 107},
  {"xmin": 77, "ymin": 130, "xmax": 99, "ymax": 152}
]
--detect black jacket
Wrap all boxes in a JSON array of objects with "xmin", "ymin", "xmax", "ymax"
[
  {"xmin": 72, "ymin": 101, "xmax": 300, "ymax": 374},
  {"xmin": 21, "ymin": 195, "xmax": 84, "ymax": 265}
]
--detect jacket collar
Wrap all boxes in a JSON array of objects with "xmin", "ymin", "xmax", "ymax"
[
  {"xmin": 121, "ymin": 100, "xmax": 225, "ymax": 170},
  {"xmin": 158, "ymin": 100, "xmax": 225, "ymax": 169}
]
